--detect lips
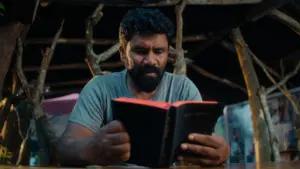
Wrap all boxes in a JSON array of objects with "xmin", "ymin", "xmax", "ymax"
[{"xmin": 145, "ymin": 72, "xmax": 157, "ymax": 77}]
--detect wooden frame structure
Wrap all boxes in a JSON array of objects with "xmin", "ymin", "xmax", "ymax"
[
  {"xmin": 1, "ymin": 0, "xmax": 300, "ymax": 166},
  {"xmin": 40, "ymin": 0, "xmax": 264, "ymax": 6}
]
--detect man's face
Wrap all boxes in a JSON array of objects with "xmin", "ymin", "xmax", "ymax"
[{"xmin": 120, "ymin": 33, "xmax": 169, "ymax": 93}]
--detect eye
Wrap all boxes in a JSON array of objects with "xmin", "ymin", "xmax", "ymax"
[
  {"xmin": 153, "ymin": 48, "xmax": 165, "ymax": 54},
  {"xmin": 133, "ymin": 48, "xmax": 148, "ymax": 55}
]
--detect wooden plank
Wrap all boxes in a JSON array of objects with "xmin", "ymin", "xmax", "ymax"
[{"xmin": 39, "ymin": 0, "xmax": 263, "ymax": 6}]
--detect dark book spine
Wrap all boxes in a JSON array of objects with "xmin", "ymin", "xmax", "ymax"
[
  {"xmin": 160, "ymin": 107, "xmax": 178, "ymax": 167},
  {"xmin": 158, "ymin": 109, "xmax": 172, "ymax": 167}
]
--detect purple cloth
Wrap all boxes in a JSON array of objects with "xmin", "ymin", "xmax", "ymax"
[{"xmin": 42, "ymin": 93, "xmax": 79, "ymax": 115}]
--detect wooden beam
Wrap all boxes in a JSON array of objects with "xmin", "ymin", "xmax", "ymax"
[
  {"xmin": 20, "ymin": 62, "xmax": 123, "ymax": 72},
  {"xmin": 40, "ymin": 0, "xmax": 263, "ymax": 6},
  {"xmin": 22, "ymin": 79, "xmax": 90, "ymax": 88},
  {"xmin": 21, "ymin": 57, "xmax": 181, "ymax": 72},
  {"xmin": 12, "ymin": 88, "xmax": 83, "ymax": 99},
  {"xmin": 25, "ymin": 35, "xmax": 207, "ymax": 45},
  {"xmin": 48, "ymin": 79, "xmax": 89, "ymax": 87}
]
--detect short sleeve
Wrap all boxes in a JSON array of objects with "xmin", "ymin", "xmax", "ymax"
[
  {"xmin": 68, "ymin": 77, "xmax": 106, "ymax": 133},
  {"xmin": 181, "ymin": 77, "xmax": 203, "ymax": 101}
]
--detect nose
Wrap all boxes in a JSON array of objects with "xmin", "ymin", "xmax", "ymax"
[{"xmin": 143, "ymin": 51, "xmax": 156, "ymax": 66}]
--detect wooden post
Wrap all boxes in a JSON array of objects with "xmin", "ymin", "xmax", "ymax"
[{"xmin": 232, "ymin": 28, "xmax": 272, "ymax": 163}]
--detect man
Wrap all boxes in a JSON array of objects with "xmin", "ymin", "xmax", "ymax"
[{"xmin": 57, "ymin": 8, "xmax": 230, "ymax": 167}]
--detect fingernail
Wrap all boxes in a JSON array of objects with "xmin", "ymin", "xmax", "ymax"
[
  {"xmin": 188, "ymin": 134, "xmax": 194, "ymax": 140},
  {"xmin": 177, "ymin": 156, "xmax": 183, "ymax": 160},
  {"xmin": 181, "ymin": 143, "xmax": 188, "ymax": 150}
]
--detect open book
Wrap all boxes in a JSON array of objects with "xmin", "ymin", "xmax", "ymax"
[{"xmin": 111, "ymin": 97, "xmax": 224, "ymax": 168}]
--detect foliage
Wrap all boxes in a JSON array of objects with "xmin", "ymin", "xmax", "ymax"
[
  {"xmin": 0, "ymin": 2, "xmax": 5, "ymax": 16},
  {"xmin": 0, "ymin": 144, "xmax": 13, "ymax": 164}
]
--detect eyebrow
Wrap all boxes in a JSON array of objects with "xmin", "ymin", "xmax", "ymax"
[{"xmin": 131, "ymin": 45, "xmax": 167, "ymax": 49}]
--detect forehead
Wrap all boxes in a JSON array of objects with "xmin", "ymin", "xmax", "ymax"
[{"xmin": 129, "ymin": 34, "xmax": 168, "ymax": 48}]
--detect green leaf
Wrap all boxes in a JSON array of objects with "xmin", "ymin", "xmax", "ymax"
[
  {"xmin": 0, "ymin": 2, "xmax": 5, "ymax": 16},
  {"xmin": 0, "ymin": 3, "xmax": 5, "ymax": 10}
]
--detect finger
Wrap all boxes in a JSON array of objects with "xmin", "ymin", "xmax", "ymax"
[
  {"xmin": 188, "ymin": 133, "xmax": 223, "ymax": 148},
  {"xmin": 110, "ymin": 143, "xmax": 131, "ymax": 156},
  {"xmin": 120, "ymin": 152, "xmax": 130, "ymax": 161},
  {"xmin": 177, "ymin": 156, "xmax": 219, "ymax": 166},
  {"xmin": 106, "ymin": 132, "xmax": 130, "ymax": 145},
  {"xmin": 181, "ymin": 143, "xmax": 220, "ymax": 160},
  {"xmin": 105, "ymin": 120, "xmax": 126, "ymax": 133}
]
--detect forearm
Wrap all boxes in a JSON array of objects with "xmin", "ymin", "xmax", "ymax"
[{"xmin": 56, "ymin": 136, "xmax": 94, "ymax": 167}]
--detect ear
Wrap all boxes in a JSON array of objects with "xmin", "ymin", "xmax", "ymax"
[
  {"xmin": 119, "ymin": 45, "xmax": 127, "ymax": 66},
  {"xmin": 119, "ymin": 45, "xmax": 133, "ymax": 69}
]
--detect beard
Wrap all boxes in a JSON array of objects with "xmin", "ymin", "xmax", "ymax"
[{"xmin": 127, "ymin": 65, "xmax": 165, "ymax": 93}]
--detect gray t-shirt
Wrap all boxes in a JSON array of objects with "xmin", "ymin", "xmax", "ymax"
[{"xmin": 69, "ymin": 69, "xmax": 204, "ymax": 133}]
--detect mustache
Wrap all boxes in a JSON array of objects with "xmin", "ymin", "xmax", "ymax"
[{"xmin": 139, "ymin": 65, "xmax": 161, "ymax": 74}]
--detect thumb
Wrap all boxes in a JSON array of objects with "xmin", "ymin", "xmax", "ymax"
[{"xmin": 104, "ymin": 120, "xmax": 125, "ymax": 133}]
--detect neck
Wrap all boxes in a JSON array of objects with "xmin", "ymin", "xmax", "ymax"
[{"xmin": 126, "ymin": 72, "xmax": 157, "ymax": 100}]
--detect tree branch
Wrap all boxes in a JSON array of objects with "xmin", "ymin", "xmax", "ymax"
[
  {"xmin": 173, "ymin": 0, "xmax": 186, "ymax": 75},
  {"xmin": 14, "ymin": 20, "xmax": 64, "ymax": 166},
  {"xmin": 232, "ymin": 28, "xmax": 279, "ymax": 162},
  {"xmin": 187, "ymin": 0, "xmax": 289, "ymax": 59},
  {"xmin": 32, "ymin": 0, "xmax": 41, "ymax": 23},
  {"xmin": 16, "ymin": 38, "xmax": 31, "ymax": 99},
  {"xmin": 266, "ymin": 61, "xmax": 300, "ymax": 94},
  {"xmin": 236, "ymin": 40, "xmax": 300, "ymax": 95},
  {"xmin": 33, "ymin": 20, "xmax": 64, "ymax": 118},
  {"xmin": 220, "ymin": 40, "xmax": 283, "ymax": 80},
  {"xmin": 95, "ymin": 43, "xmax": 119, "ymax": 63},
  {"xmin": 268, "ymin": 9, "xmax": 300, "ymax": 36},
  {"xmin": 185, "ymin": 58, "xmax": 247, "ymax": 93},
  {"xmin": 85, "ymin": 4, "xmax": 105, "ymax": 75},
  {"xmin": 237, "ymin": 39, "xmax": 300, "ymax": 143}
]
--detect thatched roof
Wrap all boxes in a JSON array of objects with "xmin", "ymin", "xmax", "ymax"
[{"xmin": 4, "ymin": 0, "xmax": 300, "ymax": 104}]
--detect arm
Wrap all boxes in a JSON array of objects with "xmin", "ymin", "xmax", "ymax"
[
  {"xmin": 56, "ymin": 77, "xmax": 105, "ymax": 166},
  {"xmin": 56, "ymin": 123, "xmax": 95, "ymax": 166}
]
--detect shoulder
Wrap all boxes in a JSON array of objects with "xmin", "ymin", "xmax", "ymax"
[
  {"xmin": 77, "ymin": 71, "xmax": 124, "ymax": 101},
  {"xmin": 163, "ymin": 72, "xmax": 202, "ymax": 101},
  {"xmin": 84, "ymin": 71, "xmax": 125, "ymax": 90}
]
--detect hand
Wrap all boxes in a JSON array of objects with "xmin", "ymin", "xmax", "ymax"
[
  {"xmin": 178, "ymin": 133, "xmax": 230, "ymax": 166},
  {"xmin": 84, "ymin": 120, "xmax": 131, "ymax": 165}
]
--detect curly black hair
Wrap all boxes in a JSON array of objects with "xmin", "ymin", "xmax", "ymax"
[{"xmin": 119, "ymin": 8, "xmax": 175, "ymax": 47}]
